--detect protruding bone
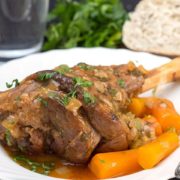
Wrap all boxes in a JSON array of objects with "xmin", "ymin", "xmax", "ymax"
[{"xmin": 142, "ymin": 58, "xmax": 180, "ymax": 92}]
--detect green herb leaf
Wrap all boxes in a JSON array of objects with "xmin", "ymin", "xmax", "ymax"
[
  {"xmin": 118, "ymin": 79, "xmax": 125, "ymax": 88},
  {"xmin": 5, "ymin": 129, "xmax": 12, "ymax": 146},
  {"xmin": 37, "ymin": 72, "xmax": 56, "ymax": 81},
  {"xmin": 73, "ymin": 77, "xmax": 93, "ymax": 88},
  {"xmin": 77, "ymin": 63, "xmax": 94, "ymax": 71},
  {"xmin": 56, "ymin": 65, "xmax": 71, "ymax": 75},
  {"xmin": 59, "ymin": 90, "xmax": 77, "ymax": 106},
  {"xmin": 59, "ymin": 95, "xmax": 71, "ymax": 106},
  {"xmin": 99, "ymin": 159, "xmax": 106, "ymax": 164},
  {"xmin": 48, "ymin": 90, "xmax": 77, "ymax": 107},
  {"xmin": 15, "ymin": 96, "xmax": 21, "ymax": 102},
  {"xmin": 36, "ymin": 97, "xmax": 48, "ymax": 107},
  {"xmin": 13, "ymin": 155, "xmax": 55, "ymax": 175},
  {"xmin": 108, "ymin": 88, "xmax": 117, "ymax": 97},
  {"xmin": 83, "ymin": 91, "xmax": 96, "ymax": 104},
  {"xmin": 6, "ymin": 79, "xmax": 20, "ymax": 88}
]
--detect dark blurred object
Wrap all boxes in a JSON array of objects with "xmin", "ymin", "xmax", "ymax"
[
  {"xmin": 50, "ymin": 0, "xmax": 56, "ymax": 10},
  {"xmin": 50, "ymin": 0, "xmax": 140, "ymax": 12},
  {"xmin": 122, "ymin": 0, "xmax": 141, "ymax": 11}
]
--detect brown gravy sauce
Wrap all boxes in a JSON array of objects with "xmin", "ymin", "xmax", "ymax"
[{"xmin": 6, "ymin": 148, "xmax": 97, "ymax": 180}]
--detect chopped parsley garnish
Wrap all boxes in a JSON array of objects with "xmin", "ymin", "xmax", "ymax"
[
  {"xmin": 108, "ymin": 88, "xmax": 117, "ymax": 97},
  {"xmin": 56, "ymin": 65, "xmax": 71, "ymax": 75},
  {"xmin": 15, "ymin": 96, "xmax": 21, "ymax": 102},
  {"xmin": 13, "ymin": 155, "xmax": 55, "ymax": 175},
  {"xmin": 37, "ymin": 72, "xmax": 56, "ymax": 81},
  {"xmin": 99, "ymin": 159, "xmax": 106, "ymax": 164},
  {"xmin": 5, "ymin": 129, "xmax": 12, "ymax": 146},
  {"xmin": 48, "ymin": 90, "xmax": 77, "ymax": 107},
  {"xmin": 83, "ymin": 92, "xmax": 96, "ymax": 104},
  {"xmin": 58, "ymin": 95, "xmax": 72, "ymax": 106},
  {"xmin": 73, "ymin": 77, "xmax": 93, "ymax": 88},
  {"xmin": 48, "ymin": 92, "xmax": 67, "ymax": 106},
  {"xmin": 36, "ymin": 97, "xmax": 48, "ymax": 107},
  {"xmin": 118, "ymin": 79, "xmax": 125, "ymax": 88},
  {"xmin": 59, "ymin": 90, "xmax": 77, "ymax": 106},
  {"xmin": 6, "ymin": 79, "xmax": 20, "ymax": 88},
  {"xmin": 77, "ymin": 63, "xmax": 94, "ymax": 71}
]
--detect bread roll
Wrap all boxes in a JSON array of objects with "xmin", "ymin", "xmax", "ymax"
[{"xmin": 123, "ymin": 0, "xmax": 180, "ymax": 56}]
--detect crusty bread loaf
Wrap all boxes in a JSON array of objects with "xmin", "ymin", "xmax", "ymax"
[{"xmin": 122, "ymin": 0, "xmax": 180, "ymax": 56}]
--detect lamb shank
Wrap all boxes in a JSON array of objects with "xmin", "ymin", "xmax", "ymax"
[{"xmin": 0, "ymin": 59, "xmax": 179, "ymax": 164}]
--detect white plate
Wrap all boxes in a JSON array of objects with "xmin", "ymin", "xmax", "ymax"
[{"xmin": 0, "ymin": 48, "xmax": 179, "ymax": 180}]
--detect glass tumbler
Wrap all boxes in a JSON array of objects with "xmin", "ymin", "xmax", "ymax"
[{"xmin": 0, "ymin": 0, "xmax": 49, "ymax": 58}]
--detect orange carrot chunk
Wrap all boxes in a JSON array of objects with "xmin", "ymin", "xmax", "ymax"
[
  {"xmin": 138, "ymin": 132, "xmax": 179, "ymax": 169},
  {"xmin": 151, "ymin": 107, "xmax": 180, "ymax": 133},
  {"xmin": 128, "ymin": 98, "xmax": 146, "ymax": 117},
  {"xmin": 88, "ymin": 149, "xmax": 141, "ymax": 179}
]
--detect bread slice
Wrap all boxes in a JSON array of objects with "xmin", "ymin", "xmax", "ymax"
[{"xmin": 122, "ymin": 0, "xmax": 180, "ymax": 56}]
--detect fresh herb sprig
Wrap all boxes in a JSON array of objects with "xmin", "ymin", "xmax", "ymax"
[
  {"xmin": 36, "ymin": 97, "xmax": 48, "ymax": 107},
  {"xmin": 43, "ymin": 0, "xmax": 128, "ymax": 50},
  {"xmin": 5, "ymin": 130, "xmax": 12, "ymax": 146},
  {"xmin": 77, "ymin": 63, "xmax": 94, "ymax": 71},
  {"xmin": 37, "ymin": 72, "xmax": 56, "ymax": 81},
  {"xmin": 48, "ymin": 91, "xmax": 77, "ymax": 107},
  {"xmin": 73, "ymin": 77, "xmax": 93, "ymax": 88},
  {"xmin": 83, "ymin": 91, "xmax": 96, "ymax": 104},
  {"xmin": 13, "ymin": 155, "xmax": 55, "ymax": 175},
  {"xmin": 56, "ymin": 65, "xmax": 71, "ymax": 75},
  {"xmin": 118, "ymin": 79, "xmax": 125, "ymax": 88},
  {"xmin": 48, "ymin": 76, "xmax": 95, "ymax": 106},
  {"xmin": 6, "ymin": 79, "xmax": 20, "ymax": 88}
]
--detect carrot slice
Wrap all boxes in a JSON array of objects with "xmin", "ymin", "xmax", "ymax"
[
  {"xmin": 89, "ymin": 149, "xmax": 141, "ymax": 179},
  {"xmin": 128, "ymin": 97, "xmax": 176, "ymax": 118},
  {"xmin": 128, "ymin": 98, "xmax": 146, "ymax": 117},
  {"xmin": 152, "ymin": 107, "xmax": 180, "ymax": 133},
  {"xmin": 138, "ymin": 132, "xmax": 179, "ymax": 169},
  {"xmin": 145, "ymin": 97, "xmax": 175, "ymax": 114}
]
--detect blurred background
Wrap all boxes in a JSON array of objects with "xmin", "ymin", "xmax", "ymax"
[
  {"xmin": 50, "ymin": 0, "xmax": 141, "ymax": 12},
  {"xmin": 0, "ymin": 0, "xmax": 141, "ymax": 61}
]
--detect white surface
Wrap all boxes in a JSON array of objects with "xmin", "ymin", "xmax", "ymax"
[
  {"xmin": 0, "ymin": 48, "xmax": 179, "ymax": 180},
  {"xmin": 0, "ymin": 41, "xmax": 42, "ymax": 58},
  {"xmin": 0, "ymin": 62, "xmax": 5, "ymax": 65}
]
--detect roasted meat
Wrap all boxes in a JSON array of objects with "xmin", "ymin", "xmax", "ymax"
[{"xmin": 0, "ymin": 62, "xmax": 156, "ymax": 164}]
